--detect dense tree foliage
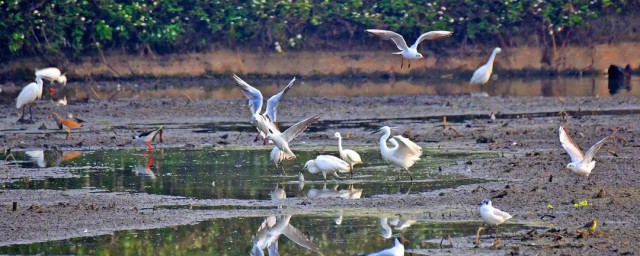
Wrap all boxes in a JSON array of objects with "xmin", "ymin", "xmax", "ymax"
[{"xmin": 0, "ymin": 0, "xmax": 635, "ymax": 59}]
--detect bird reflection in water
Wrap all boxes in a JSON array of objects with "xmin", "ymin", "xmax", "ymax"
[
  {"xmin": 380, "ymin": 216, "xmax": 416, "ymax": 239},
  {"xmin": 25, "ymin": 150, "xmax": 46, "ymax": 168},
  {"xmin": 306, "ymin": 184, "xmax": 363, "ymax": 199},
  {"xmin": 270, "ymin": 184, "xmax": 286, "ymax": 209},
  {"xmin": 51, "ymin": 151, "xmax": 82, "ymax": 167},
  {"xmin": 250, "ymin": 215, "xmax": 322, "ymax": 256},
  {"xmin": 132, "ymin": 154, "xmax": 157, "ymax": 180}
]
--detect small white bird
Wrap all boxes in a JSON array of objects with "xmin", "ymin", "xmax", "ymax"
[
  {"xmin": 366, "ymin": 29, "xmax": 453, "ymax": 68},
  {"xmin": 334, "ymin": 132, "xmax": 363, "ymax": 177},
  {"xmin": 131, "ymin": 126, "xmax": 164, "ymax": 151},
  {"xmin": 375, "ymin": 126, "xmax": 422, "ymax": 181},
  {"xmin": 56, "ymin": 96, "xmax": 68, "ymax": 106},
  {"xmin": 304, "ymin": 155, "xmax": 351, "ymax": 181},
  {"xmin": 479, "ymin": 199, "xmax": 512, "ymax": 226},
  {"xmin": 25, "ymin": 150, "xmax": 46, "ymax": 168},
  {"xmin": 360, "ymin": 237, "xmax": 408, "ymax": 256},
  {"xmin": 267, "ymin": 114, "xmax": 321, "ymax": 160},
  {"xmin": 470, "ymin": 47, "xmax": 502, "ymax": 85},
  {"xmin": 35, "ymin": 67, "xmax": 67, "ymax": 86},
  {"xmin": 270, "ymin": 146, "xmax": 287, "ymax": 173},
  {"xmin": 16, "ymin": 76, "xmax": 44, "ymax": 123},
  {"xmin": 559, "ymin": 126, "xmax": 615, "ymax": 178},
  {"xmin": 232, "ymin": 74, "xmax": 295, "ymax": 143}
]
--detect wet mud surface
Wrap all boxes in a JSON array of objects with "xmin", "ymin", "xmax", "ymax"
[{"xmin": 1, "ymin": 93, "xmax": 640, "ymax": 255}]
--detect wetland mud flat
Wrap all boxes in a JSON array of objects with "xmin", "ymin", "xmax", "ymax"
[{"xmin": 1, "ymin": 94, "xmax": 640, "ymax": 255}]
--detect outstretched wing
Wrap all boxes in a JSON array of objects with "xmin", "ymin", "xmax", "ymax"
[
  {"xmin": 366, "ymin": 29, "xmax": 409, "ymax": 51},
  {"xmin": 281, "ymin": 225, "xmax": 322, "ymax": 253},
  {"xmin": 559, "ymin": 126, "xmax": 584, "ymax": 162},
  {"xmin": 391, "ymin": 135, "xmax": 422, "ymax": 159},
  {"xmin": 265, "ymin": 77, "xmax": 296, "ymax": 122},
  {"xmin": 282, "ymin": 114, "xmax": 321, "ymax": 142},
  {"xmin": 411, "ymin": 31, "xmax": 453, "ymax": 49},
  {"xmin": 232, "ymin": 74, "xmax": 263, "ymax": 115},
  {"xmin": 583, "ymin": 131, "xmax": 615, "ymax": 163}
]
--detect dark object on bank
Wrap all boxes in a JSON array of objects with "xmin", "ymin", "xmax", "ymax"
[{"xmin": 608, "ymin": 64, "xmax": 632, "ymax": 95}]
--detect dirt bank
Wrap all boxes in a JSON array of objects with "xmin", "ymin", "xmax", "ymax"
[
  {"xmin": 1, "ymin": 43, "xmax": 639, "ymax": 80},
  {"xmin": 1, "ymin": 93, "xmax": 640, "ymax": 255}
]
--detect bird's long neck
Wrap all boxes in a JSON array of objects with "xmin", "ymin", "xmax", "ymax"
[
  {"xmin": 379, "ymin": 130, "xmax": 391, "ymax": 152},
  {"xmin": 486, "ymin": 50, "xmax": 498, "ymax": 72},
  {"xmin": 337, "ymin": 136, "xmax": 344, "ymax": 153},
  {"xmin": 36, "ymin": 77, "xmax": 44, "ymax": 97}
]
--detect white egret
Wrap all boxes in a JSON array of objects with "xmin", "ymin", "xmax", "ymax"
[
  {"xmin": 559, "ymin": 126, "xmax": 616, "ymax": 179},
  {"xmin": 470, "ymin": 47, "xmax": 502, "ymax": 85},
  {"xmin": 366, "ymin": 29, "xmax": 453, "ymax": 68},
  {"xmin": 35, "ymin": 67, "xmax": 67, "ymax": 86},
  {"xmin": 270, "ymin": 146, "xmax": 287, "ymax": 173},
  {"xmin": 479, "ymin": 199, "xmax": 512, "ymax": 226},
  {"xmin": 16, "ymin": 76, "xmax": 44, "ymax": 123},
  {"xmin": 304, "ymin": 155, "xmax": 350, "ymax": 181},
  {"xmin": 267, "ymin": 113, "xmax": 321, "ymax": 159},
  {"xmin": 375, "ymin": 126, "xmax": 422, "ymax": 181},
  {"xmin": 361, "ymin": 237, "xmax": 408, "ymax": 256},
  {"xmin": 334, "ymin": 132, "xmax": 363, "ymax": 176},
  {"xmin": 232, "ymin": 74, "xmax": 295, "ymax": 143}
]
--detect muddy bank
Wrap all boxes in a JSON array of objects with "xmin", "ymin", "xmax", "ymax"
[
  {"xmin": 1, "ymin": 94, "xmax": 640, "ymax": 255},
  {"xmin": 1, "ymin": 43, "xmax": 640, "ymax": 80}
]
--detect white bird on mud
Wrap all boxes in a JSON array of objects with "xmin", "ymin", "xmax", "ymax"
[
  {"xmin": 366, "ymin": 29, "xmax": 453, "ymax": 68},
  {"xmin": 35, "ymin": 67, "xmax": 67, "ymax": 86},
  {"xmin": 267, "ymin": 114, "xmax": 321, "ymax": 160},
  {"xmin": 470, "ymin": 47, "xmax": 502, "ymax": 85},
  {"xmin": 360, "ymin": 237, "xmax": 409, "ymax": 256},
  {"xmin": 16, "ymin": 76, "xmax": 44, "ymax": 123},
  {"xmin": 479, "ymin": 199, "xmax": 512, "ymax": 226},
  {"xmin": 559, "ymin": 126, "xmax": 616, "ymax": 179},
  {"xmin": 250, "ymin": 215, "xmax": 321, "ymax": 256},
  {"xmin": 131, "ymin": 126, "xmax": 164, "ymax": 152},
  {"xmin": 334, "ymin": 132, "xmax": 363, "ymax": 176},
  {"xmin": 232, "ymin": 74, "xmax": 295, "ymax": 143},
  {"xmin": 304, "ymin": 155, "xmax": 351, "ymax": 181},
  {"xmin": 375, "ymin": 126, "xmax": 422, "ymax": 181}
]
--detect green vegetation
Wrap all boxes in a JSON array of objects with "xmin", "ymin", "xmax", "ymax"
[{"xmin": 1, "ymin": 0, "xmax": 634, "ymax": 59}]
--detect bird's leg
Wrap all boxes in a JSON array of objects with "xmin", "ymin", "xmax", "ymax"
[
  {"xmin": 280, "ymin": 164, "xmax": 288, "ymax": 176},
  {"xmin": 400, "ymin": 58, "xmax": 404, "ymax": 69},
  {"xmin": 29, "ymin": 104, "xmax": 34, "ymax": 122},
  {"xmin": 334, "ymin": 173, "xmax": 344, "ymax": 181},
  {"xmin": 405, "ymin": 168, "xmax": 414, "ymax": 182},
  {"xmin": 254, "ymin": 132, "xmax": 261, "ymax": 142},
  {"xmin": 350, "ymin": 164, "xmax": 355, "ymax": 178},
  {"xmin": 146, "ymin": 141, "xmax": 153, "ymax": 152},
  {"xmin": 395, "ymin": 169, "xmax": 401, "ymax": 181},
  {"xmin": 20, "ymin": 107, "xmax": 26, "ymax": 121},
  {"xmin": 408, "ymin": 60, "xmax": 411, "ymax": 68}
]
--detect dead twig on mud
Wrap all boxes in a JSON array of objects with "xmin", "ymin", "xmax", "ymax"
[{"xmin": 182, "ymin": 93, "xmax": 192, "ymax": 105}]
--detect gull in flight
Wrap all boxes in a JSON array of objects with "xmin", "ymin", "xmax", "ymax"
[
  {"xmin": 559, "ymin": 126, "xmax": 616, "ymax": 180},
  {"xmin": 374, "ymin": 126, "xmax": 422, "ymax": 181},
  {"xmin": 304, "ymin": 155, "xmax": 351, "ymax": 181},
  {"xmin": 359, "ymin": 237, "xmax": 408, "ymax": 256},
  {"xmin": 479, "ymin": 199, "xmax": 512, "ymax": 226},
  {"xmin": 334, "ymin": 132, "xmax": 363, "ymax": 176},
  {"xmin": 268, "ymin": 114, "xmax": 321, "ymax": 160},
  {"xmin": 366, "ymin": 29, "xmax": 453, "ymax": 68},
  {"xmin": 470, "ymin": 47, "xmax": 502, "ymax": 85},
  {"xmin": 232, "ymin": 74, "xmax": 295, "ymax": 143}
]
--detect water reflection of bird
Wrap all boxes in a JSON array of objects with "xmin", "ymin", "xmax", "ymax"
[
  {"xmin": 389, "ymin": 218, "xmax": 416, "ymax": 231},
  {"xmin": 559, "ymin": 126, "xmax": 616, "ymax": 179},
  {"xmin": 339, "ymin": 184, "xmax": 363, "ymax": 199},
  {"xmin": 380, "ymin": 217, "xmax": 393, "ymax": 239},
  {"xmin": 250, "ymin": 215, "xmax": 322, "ymax": 256},
  {"xmin": 334, "ymin": 132, "xmax": 363, "ymax": 177},
  {"xmin": 470, "ymin": 47, "xmax": 502, "ymax": 85},
  {"xmin": 374, "ymin": 126, "xmax": 422, "ymax": 181},
  {"xmin": 50, "ymin": 112, "xmax": 84, "ymax": 139},
  {"xmin": 268, "ymin": 114, "xmax": 321, "ymax": 160},
  {"xmin": 307, "ymin": 184, "xmax": 341, "ymax": 198},
  {"xmin": 360, "ymin": 237, "xmax": 408, "ymax": 256},
  {"xmin": 232, "ymin": 74, "xmax": 295, "ymax": 143},
  {"xmin": 25, "ymin": 150, "xmax": 46, "ymax": 168},
  {"xmin": 16, "ymin": 76, "xmax": 43, "ymax": 123},
  {"xmin": 304, "ymin": 155, "xmax": 350, "ymax": 181},
  {"xmin": 270, "ymin": 146, "xmax": 287, "ymax": 173},
  {"xmin": 270, "ymin": 185, "xmax": 286, "ymax": 208},
  {"xmin": 132, "ymin": 155, "xmax": 156, "ymax": 179},
  {"xmin": 366, "ymin": 29, "xmax": 453, "ymax": 68},
  {"xmin": 131, "ymin": 126, "xmax": 164, "ymax": 151},
  {"xmin": 479, "ymin": 199, "xmax": 512, "ymax": 226}
]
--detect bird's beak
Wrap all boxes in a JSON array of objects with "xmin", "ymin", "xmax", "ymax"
[
  {"xmin": 563, "ymin": 167, "xmax": 571, "ymax": 170},
  {"xmin": 478, "ymin": 203, "xmax": 483, "ymax": 206},
  {"xmin": 370, "ymin": 128, "xmax": 382, "ymax": 134}
]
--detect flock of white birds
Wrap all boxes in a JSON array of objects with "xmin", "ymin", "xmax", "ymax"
[{"xmin": 12, "ymin": 28, "xmax": 616, "ymax": 256}]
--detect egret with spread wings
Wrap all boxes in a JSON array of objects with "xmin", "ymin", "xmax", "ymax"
[{"xmin": 374, "ymin": 126, "xmax": 422, "ymax": 181}]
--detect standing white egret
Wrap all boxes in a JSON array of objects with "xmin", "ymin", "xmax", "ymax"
[
  {"xmin": 375, "ymin": 126, "xmax": 422, "ymax": 181},
  {"xmin": 470, "ymin": 47, "xmax": 502, "ymax": 85},
  {"xmin": 304, "ymin": 155, "xmax": 351, "ymax": 181},
  {"xmin": 366, "ymin": 29, "xmax": 453, "ymax": 68},
  {"xmin": 16, "ymin": 76, "xmax": 44, "ymax": 123},
  {"xmin": 232, "ymin": 74, "xmax": 295, "ymax": 143},
  {"xmin": 267, "ymin": 114, "xmax": 321, "ymax": 160},
  {"xmin": 35, "ymin": 67, "xmax": 67, "ymax": 86},
  {"xmin": 334, "ymin": 132, "xmax": 363, "ymax": 176}
]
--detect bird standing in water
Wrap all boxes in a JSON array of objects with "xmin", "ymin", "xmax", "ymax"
[
  {"xmin": 334, "ymin": 132, "xmax": 363, "ymax": 177},
  {"xmin": 267, "ymin": 114, "xmax": 321, "ymax": 160},
  {"xmin": 49, "ymin": 112, "xmax": 84, "ymax": 139},
  {"xmin": 375, "ymin": 126, "xmax": 422, "ymax": 181},
  {"xmin": 131, "ymin": 126, "xmax": 164, "ymax": 151},
  {"xmin": 470, "ymin": 47, "xmax": 502, "ymax": 85}
]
